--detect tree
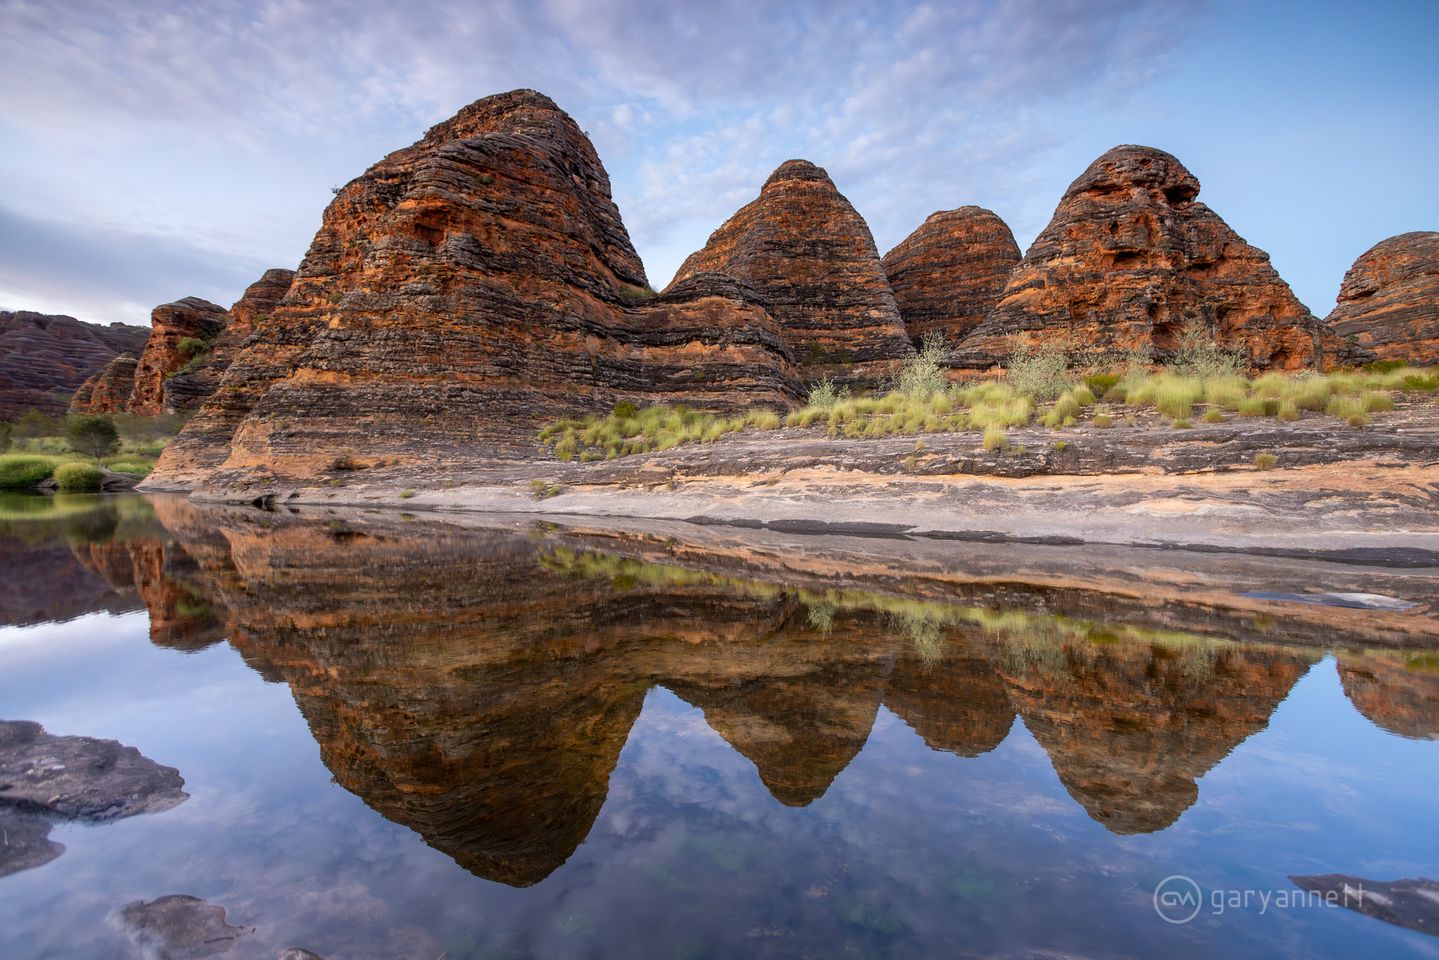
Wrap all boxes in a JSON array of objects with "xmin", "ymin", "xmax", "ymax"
[{"xmin": 66, "ymin": 414, "xmax": 119, "ymax": 460}]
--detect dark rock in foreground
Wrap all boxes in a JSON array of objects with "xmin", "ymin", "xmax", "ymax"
[
  {"xmin": 0, "ymin": 719, "xmax": 187, "ymax": 821},
  {"xmin": 115, "ymin": 895, "xmax": 252, "ymax": 959},
  {"xmin": 1290, "ymin": 874, "xmax": 1439, "ymax": 937}
]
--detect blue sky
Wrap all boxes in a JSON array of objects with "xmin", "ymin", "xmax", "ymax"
[{"xmin": 0, "ymin": 0, "xmax": 1435, "ymax": 326}]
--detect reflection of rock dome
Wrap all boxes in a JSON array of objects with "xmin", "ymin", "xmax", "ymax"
[{"xmin": 1338, "ymin": 654, "xmax": 1439, "ymax": 740}]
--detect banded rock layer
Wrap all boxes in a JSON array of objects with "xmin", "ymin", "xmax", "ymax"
[
  {"xmin": 956, "ymin": 146, "xmax": 1341, "ymax": 371},
  {"xmin": 70, "ymin": 353, "xmax": 139, "ymax": 414},
  {"xmin": 0, "ymin": 312, "xmax": 148, "ymax": 417},
  {"xmin": 672, "ymin": 159, "xmax": 914, "ymax": 385},
  {"xmin": 130, "ymin": 297, "xmax": 230, "ymax": 416},
  {"xmin": 149, "ymin": 90, "xmax": 799, "ymax": 489},
  {"xmin": 1326, "ymin": 231, "xmax": 1439, "ymax": 364},
  {"xmin": 882, "ymin": 206, "xmax": 1021, "ymax": 346}
]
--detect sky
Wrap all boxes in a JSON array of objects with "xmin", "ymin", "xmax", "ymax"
[{"xmin": 0, "ymin": 0, "xmax": 1435, "ymax": 327}]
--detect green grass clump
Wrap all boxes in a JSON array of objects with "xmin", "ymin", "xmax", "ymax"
[
  {"xmin": 1276, "ymin": 399, "xmax": 1300, "ymax": 421},
  {"xmin": 1083, "ymin": 372, "xmax": 1121, "ymax": 396},
  {"xmin": 1253, "ymin": 453, "xmax": 1278, "ymax": 470},
  {"xmin": 1202, "ymin": 375, "xmax": 1249, "ymax": 410},
  {"xmin": 1171, "ymin": 418, "xmax": 1193, "ymax": 429},
  {"xmin": 1091, "ymin": 411, "xmax": 1114, "ymax": 428},
  {"xmin": 1201, "ymin": 409, "xmax": 1226, "ymax": 424},
  {"xmin": 0, "ymin": 454, "xmax": 61, "ymax": 490},
  {"xmin": 54, "ymin": 462, "xmax": 103, "ymax": 491},
  {"xmin": 1362, "ymin": 391, "xmax": 1396, "ymax": 412},
  {"xmin": 528, "ymin": 479, "xmax": 561, "ymax": 499},
  {"xmin": 1326, "ymin": 396, "xmax": 1371, "ymax": 426},
  {"xmin": 540, "ymin": 404, "xmax": 780, "ymax": 460},
  {"xmin": 1236, "ymin": 395, "xmax": 1270, "ymax": 417},
  {"xmin": 982, "ymin": 426, "xmax": 1007, "ymax": 451}
]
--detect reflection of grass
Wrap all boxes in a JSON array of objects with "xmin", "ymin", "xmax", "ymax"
[
  {"xmin": 947, "ymin": 865, "xmax": 1005, "ymax": 903},
  {"xmin": 840, "ymin": 900, "xmax": 907, "ymax": 936}
]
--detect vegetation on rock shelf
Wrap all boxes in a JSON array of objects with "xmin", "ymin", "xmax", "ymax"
[{"xmin": 539, "ymin": 403, "xmax": 781, "ymax": 461}]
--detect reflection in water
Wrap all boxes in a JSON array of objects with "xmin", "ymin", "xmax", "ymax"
[{"xmin": 6, "ymin": 495, "xmax": 1434, "ymax": 898}]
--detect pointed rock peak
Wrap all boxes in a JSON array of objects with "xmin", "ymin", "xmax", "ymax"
[
  {"xmin": 1069, "ymin": 144, "xmax": 1199, "ymax": 206},
  {"xmin": 763, "ymin": 159, "xmax": 833, "ymax": 188}
]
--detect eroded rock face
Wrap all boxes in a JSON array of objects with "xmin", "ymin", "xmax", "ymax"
[
  {"xmin": 70, "ymin": 353, "xmax": 139, "ymax": 414},
  {"xmin": 0, "ymin": 312, "xmax": 148, "ymax": 417},
  {"xmin": 1326, "ymin": 232, "xmax": 1439, "ymax": 364},
  {"xmin": 163, "ymin": 269, "xmax": 297, "ymax": 415},
  {"xmin": 130, "ymin": 297, "xmax": 230, "ymax": 416},
  {"xmin": 957, "ymin": 146, "xmax": 1340, "ymax": 371},
  {"xmin": 882, "ymin": 207, "xmax": 1020, "ymax": 347},
  {"xmin": 149, "ymin": 90, "xmax": 799, "ymax": 490},
  {"xmin": 671, "ymin": 159, "xmax": 914, "ymax": 385}
]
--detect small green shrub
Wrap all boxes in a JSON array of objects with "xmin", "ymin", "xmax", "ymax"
[
  {"xmin": 0, "ymin": 454, "xmax": 60, "ymax": 489},
  {"xmin": 805, "ymin": 377, "xmax": 849, "ymax": 412},
  {"xmin": 891, "ymin": 332, "xmax": 949, "ymax": 399},
  {"xmin": 399, "ymin": 489, "xmax": 416, "ymax": 499},
  {"xmin": 1092, "ymin": 412, "xmax": 1114, "ymax": 429},
  {"xmin": 1168, "ymin": 320, "xmax": 1244, "ymax": 379},
  {"xmin": 528, "ymin": 479, "xmax": 561, "ymax": 499},
  {"xmin": 54, "ymin": 461, "xmax": 103, "ymax": 491},
  {"xmin": 982, "ymin": 426, "xmax": 1007, "ymax": 451},
  {"xmin": 1172, "ymin": 418, "xmax": 1193, "ymax": 429},
  {"xmin": 1201, "ymin": 410, "xmax": 1226, "ymax": 424},
  {"xmin": 1083, "ymin": 372, "xmax": 1121, "ymax": 396},
  {"xmin": 611, "ymin": 401, "xmax": 638, "ymax": 419},
  {"xmin": 1006, "ymin": 339, "xmax": 1070, "ymax": 401},
  {"xmin": 1253, "ymin": 453, "xmax": 1278, "ymax": 470}
]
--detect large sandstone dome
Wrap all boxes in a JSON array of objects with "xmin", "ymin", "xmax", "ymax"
[
  {"xmin": 671, "ymin": 159, "xmax": 914, "ymax": 385},
  {"xmin": 882, "ymin": 206, "xmax": 1021, "ymax": 346},
  {"xmin": 148, "ymin": 90, "xmax": 800, "ymax": 489},
  {"xmin": 1326, "ymin": 231, "xmax": 1439, "ymax": 365},
  {"xmin": 956, "ymin": 145, "xmax": 1342, "ymax": 371}
]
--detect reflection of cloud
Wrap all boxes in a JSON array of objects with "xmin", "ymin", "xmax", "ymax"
[{"xmin": 0, "ymin": 0, "xmax": 1207, "ymax": 311}]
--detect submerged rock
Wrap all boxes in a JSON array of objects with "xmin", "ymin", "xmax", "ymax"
[
  {"xmin": 0, "ymin": 809, "xmax": 63, "ymax": 878},
  {"xmin": 0, "ymin": 719, "xmax": 187, "ymax": 821},
  {"xmin": 1326, "ymin": 231, "xmax": 1439, "ymax": 365},
  {"xmin": 1290, "ymin": 874, "xmax": 1439, "ymax": 937},
  {"xmin": 115, "ymin": 895, "xmax": 252, "ymax": 959}
]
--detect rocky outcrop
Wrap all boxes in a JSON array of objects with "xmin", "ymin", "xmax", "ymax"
[
  {"xmin": 69, "ymin": 353, "xmax": 139, "ymax": 413},
  {"xmin": 162, "ymin": 268, "xmax": 297, "ymax": 414},
  {"xmin": 956, "ymin": 146, "xmax": 1340, "ymax": 371},
  {"xmin": 0, "ymin": 311, "xmax": 148, "ymax": 417},
  {"xmin": 129, "ymin": 297, "xmax": 230, "ymax": 416},
  {"xmin": 671, "ymin": 159, "xmax": 914, "ymax": 385},
  {"xmin": 148, "ymin": 90, "xmax": 800, "ymax": 490},
  {"xmin": 1326, "ymin": 232, "xmax": 1439, "ymax": 364},
  {"xmin": 882, "ymin": 207, "xmax": 1021, "ymax": 346}
]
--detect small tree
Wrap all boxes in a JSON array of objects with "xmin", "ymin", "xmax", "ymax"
[{"xmin": 66, "ymin": 414, "xmax": 119, "ymax": 460}]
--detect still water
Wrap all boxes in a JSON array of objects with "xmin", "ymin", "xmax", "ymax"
[{"xmin": 1, "ymin": 493, "xmax": 1437, "ymax": 959}]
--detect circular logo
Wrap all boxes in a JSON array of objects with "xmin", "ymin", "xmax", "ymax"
[{"xmin": 1153, "ymin": 874, "xmax": 1203, "ymax": 924}]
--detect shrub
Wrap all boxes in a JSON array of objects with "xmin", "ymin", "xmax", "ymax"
[
  {"xmin": 1172, "ymin": 418, "xmax": 1193, "ymax": 429},
  {"xmin": 1006, "ymin": 339, "xmax": 1070, "ymax": 401},
  {"xmin": 528, "ymin": 479, "xmax": 561, "ymax": 499},
  {"xmin": 611, "ymin": 401, "xmax": 638, "ymax": 419},
  {"xmin": 0, "ymin": 454, "xmax": 60, "ymax": 489},
  {"xmin": 982, "ymin": 426, "xmax": 1007, "ymax": 451},
  {"xmin": 1168, "ymin": 320, "xmax": 1244, "ymax": 379},
  {"xmin": 1362, "ymin": 391, "xmax": 1395, "ymax": 412},
  {"xmin": 1237, "ymin": 396, "xmax": 1270, "ymax": 417},
  {"xmin": 1202, "ymin": 410, "xmax": 1226, "ymax": 424},
  {"xmin": 1276, "ymin": 400, "xmax": 1300, "ymax": 421},
  {"xmin": 1326, "ymin": 396, "xmax": 1370, "ymax": 425},
  {"xmin": 54, "ymin": 461, "xmax": 103, "ymax": 491},
  {"xmin": 399, "ymin": 489, "xmax": 416, "ymax": 499},
  {"xmin": 1092, "ymin": 412, "xmax": 1113, "ymax": 428},
  {"xmin": 806, "ymin": 377, "xmax": 849, "ymax": 411},
  {"xmin": 176, "ymin": 335, "xmax": 210, "ymax": 361},
  {"xmin": 65, "ymin": 414, "xmax": 119, "ymax": 459},
  {"xmin": 1253, "ymin": 453, "xmax": 1278, "ymax": 470},
  {"xmin": 1083, "ymin": 372, "xmax": 1121, "ymax": 396},
  {"xmin": 891, "ymin": 332, "xmax": 949, "ymax": 399}
]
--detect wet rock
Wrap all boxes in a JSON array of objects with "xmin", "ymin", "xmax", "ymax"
[
  {"xmin": 671, "ymin": 158, "xmax": 915, "ymax": 385},
  {"xmin": 0, "ymin": 809, "xmax": 63, "ymax": 878},
  {"xmin": 0, "ymin": 310, "xmax": 148, "ymax": 417},
  {"xmin": 956, "ymin": 145, "xmax": 1342, "ymax": 371},
  {"xmin": 882, "ymin": 206, "xmax": 1021, "ymax": 347},
  {"xmin": 116, "ymin": 895, "xmax": 252, "ymax": 959},
  {"xmin": 1326, "ymin": 231, "xmax": 1439, "ymax": 365},
  {"xmin": 0, "ymin": 719, "xmax": 187, "ymax": 821},
  {"xmin": 1290, "ymin": 875, "xmax": 1439, "ymax": 937},
  {"xmin": 276, "ymin": 950, "xmax": 327, "ymax": 960}
]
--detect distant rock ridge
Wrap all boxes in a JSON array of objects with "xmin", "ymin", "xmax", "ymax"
[
  {"xmin": 954, "ymin": 145, "xmax": 1345, "ymax": 371},
  {"xmin": 148, "ymin": 89, "xmax": 800, "ymax": 489},
  {"xmin": 0, "ymin": 312, "xmax": 148, "ymax": 417},
  {"xmin": 129, "ymin": 297, "xmax": 230, "ymax": 415},
  {"xmin": 1326, "ymin": 231, "xmax": 1439, "ymax": 365},
  {"xmin": 882, "ymin": 206, "xmax": 1021, "ymax": 347},
  {"xmin": 671, "ymin": 158, "xmax": 915, "ymax": 385}
]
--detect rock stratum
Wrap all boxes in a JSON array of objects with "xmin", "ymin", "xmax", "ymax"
[
  {"xmin": 672, "ymin": 159, "xmax": 915, "ymax": 383},
  {"xmin": 954, "ymin": 146, "xmax": 1343, "ymax": 371},
  {"xmin": 882, "ymin": 206, "xmax": 1021, "ymax": 347},
  {"xmin": 1326, "ymin": 231, "xmax": 1439, "ymax": 364},
  {"xmin": 148, "ymin": 90, "xmax": 800, "ymax": 489},
  {"xmin": 0, "ymin": 312, "xmax": 148, "ymax": 417}
]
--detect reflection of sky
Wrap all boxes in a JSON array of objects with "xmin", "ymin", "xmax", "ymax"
[{"xmin": 1, "ymin": 617, "xmax": 1437, "ymax": 958}]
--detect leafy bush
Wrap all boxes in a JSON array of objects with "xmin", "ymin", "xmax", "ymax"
[
  {"xmin": 1168, "ymin": 320, "xmax": 1244, "ymax": 379},
  {"xmin": 176, "ymin": 335, "xmax": 210, "ymax": 361},
  {"xmin": 0, "ymin": 454, "xmax": 60, "ymax": 489},
  {"xmin": 1005, "ymin": 339, "xmax": 1070, "ymax": 401},
  {"xmin": 806, "ymin": 377, "xmax": 850, "ymax": 412},
  {"xmin": 891, "ymin": 332, "xmax": 949, "ymax": 400},
  {"xmin": 66, "ymin": 415, "xmax": 119, "ymax": 459},
  {"xmin": 54, "ymin": 461, "xmax": 103, "ymax": 491}
]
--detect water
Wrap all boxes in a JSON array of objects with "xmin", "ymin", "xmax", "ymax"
[{"xmin": 1, "ymin": 493, "xmax": 1437, "ymax": 959}]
